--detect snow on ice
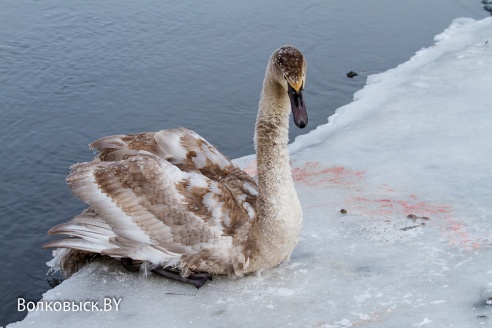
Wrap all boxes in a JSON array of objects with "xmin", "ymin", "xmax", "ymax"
[{"xmin": 8, "ymin": 17, "xmax": 492, "ymax": 328}]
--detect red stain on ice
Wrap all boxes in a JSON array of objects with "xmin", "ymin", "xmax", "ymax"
[
  {"xmin": 440, "ymin": 216, "xmax": 483, "ymax": 251},
  {"xmin": 257, "ymin": 160, "xmax": 483, "ymax": 251},
  {"xmin": 347, "ymin": 195, "xmax": 484, "ymax": 251},
  {"xmin": 292, "ymin": 161, "xmax": 365, "ymax": 187},
  {"xmin": 350, "ymin": 197, "xmax": 453, "ymax": 218}
]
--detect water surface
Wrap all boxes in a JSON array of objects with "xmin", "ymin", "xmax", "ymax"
[{"xmin": 0, "ymin": 0, "xmax": 488, "ymax": 325}]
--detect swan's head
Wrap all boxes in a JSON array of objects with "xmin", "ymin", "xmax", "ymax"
[{"xmin": 273, "ymin": 45, "xmax": 308, "ymax": 129}]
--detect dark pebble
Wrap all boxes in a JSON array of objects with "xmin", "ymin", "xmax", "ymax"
[{"xmin": 346, "ymin": 71, "xmax": 358, "ymax": 78}]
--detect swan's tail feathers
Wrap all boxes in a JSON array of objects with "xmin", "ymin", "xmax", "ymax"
[
  {"xmin": 43, "ymin": 237, "xmax": 118, "ymax": 254},
  {"xmin": 43, "ymin": 208, "xmax": 126, "ymax": 277},
  {"xmin": 44, "ymin": 209, "xmax": 120, "ymax": 252},
  {"xmin": 43, "ymin": 225, "xmax": 124, "ymax": 276},
  {"xmin": 45, "ymin": 248, "xmax": 98, "ymax": 278},
  {"xmin": 48, "ymin": 223, "xmax": 113, "ymax": 243}
]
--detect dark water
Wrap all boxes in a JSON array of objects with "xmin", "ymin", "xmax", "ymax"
[{"xmin": 0, "ymin": 0, "xmax": 488, "ymax": 325}]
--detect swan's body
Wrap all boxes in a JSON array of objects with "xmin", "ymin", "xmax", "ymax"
[{"xmin": 44, "ymin": 46, "xmax": 308, "ymax": 282}]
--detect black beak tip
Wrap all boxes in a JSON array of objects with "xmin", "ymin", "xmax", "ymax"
[{"xmin": 298, "ymin": 121, "xmax": 306, "ymax": 129}]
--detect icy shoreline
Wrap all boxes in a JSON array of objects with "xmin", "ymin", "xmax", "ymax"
[{"xmin": 9, "ymin": 17, "xmax": 492, "ymax": 328}]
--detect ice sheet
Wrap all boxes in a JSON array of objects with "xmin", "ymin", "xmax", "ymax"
[{"xmin": 8, "ymin": 17, "xmax": 492, "ymax": 328}]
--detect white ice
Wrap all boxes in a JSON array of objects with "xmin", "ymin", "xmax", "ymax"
[{"xmin": 8, "ymin": 17, "xmax": 492, "ymax": 328}]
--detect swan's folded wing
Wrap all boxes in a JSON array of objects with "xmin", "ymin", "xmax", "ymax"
[
  {"xmin": 89, "ymin": 127, "xmax": 259, "ymax": 220},
  {"xmin": 90, "ymin": 127, "xmax": 231, "ymax": 172},
  {"xmin": 45, "ymin": 152, "xmax": 255, "ymax": 268}
]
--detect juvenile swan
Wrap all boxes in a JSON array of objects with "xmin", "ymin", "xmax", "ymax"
[{"xmin": 44, "ymin": 46, "xmax": 308, "ymax": 288}]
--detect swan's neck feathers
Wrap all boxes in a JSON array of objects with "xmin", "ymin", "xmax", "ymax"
[
  {"xmin": 255, "ymin": 79, "xmax": 293, "ymax": 203},
  {"xmin": 250, "ymin": 73, "xmax": 302, "ymax": 270}
]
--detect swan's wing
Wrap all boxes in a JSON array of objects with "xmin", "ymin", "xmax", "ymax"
[
  {"xmin": 89, "ymin": 126, "xmax": 259, "ymax": 227},
  {"xmin": 44, "ymin": 151, "xmax": 257, "ymax": 274},
  {"xmin": 91, "ymin": 127, "xmax": 231, "ymax": 173}
]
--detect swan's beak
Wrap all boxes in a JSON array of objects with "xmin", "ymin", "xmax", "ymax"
[{"xmin": 288, "ymin": 83, "xmax": 308, "ymax": 129}]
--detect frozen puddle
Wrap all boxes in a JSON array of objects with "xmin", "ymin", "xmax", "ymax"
[{"xmin": 9, "ymin": 17, "xmax": 492, "ymax": 328}]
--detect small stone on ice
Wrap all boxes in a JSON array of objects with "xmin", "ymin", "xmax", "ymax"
[{"xmin": 346, "ymin": 71, "xmax": 358, "ymax": 78}]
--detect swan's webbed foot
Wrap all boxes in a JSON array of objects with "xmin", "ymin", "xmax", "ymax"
[
  {"xmin": 120, "ymin": 258, "xmax": 211, "ymax": 288},
  {"xmin": 120, "ymin": 257, "xmax": 143, "ymax": 272},
  {"xmin": 151, "ymin": 266, "xmax": 212, "ymax": 289}
]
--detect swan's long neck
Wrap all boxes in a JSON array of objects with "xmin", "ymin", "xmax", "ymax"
[
  {"xmin": 255, "ymin": 76, "xmax": 293, "ymax": 206},
  {"xmin": 247, "ymin": 70, "xmax": 302, "ymax": 271}
]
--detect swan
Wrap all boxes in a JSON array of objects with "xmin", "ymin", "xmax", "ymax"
[{"xmin": 43, "ymin": 45, "xmax": 308, "ymax": 288}]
